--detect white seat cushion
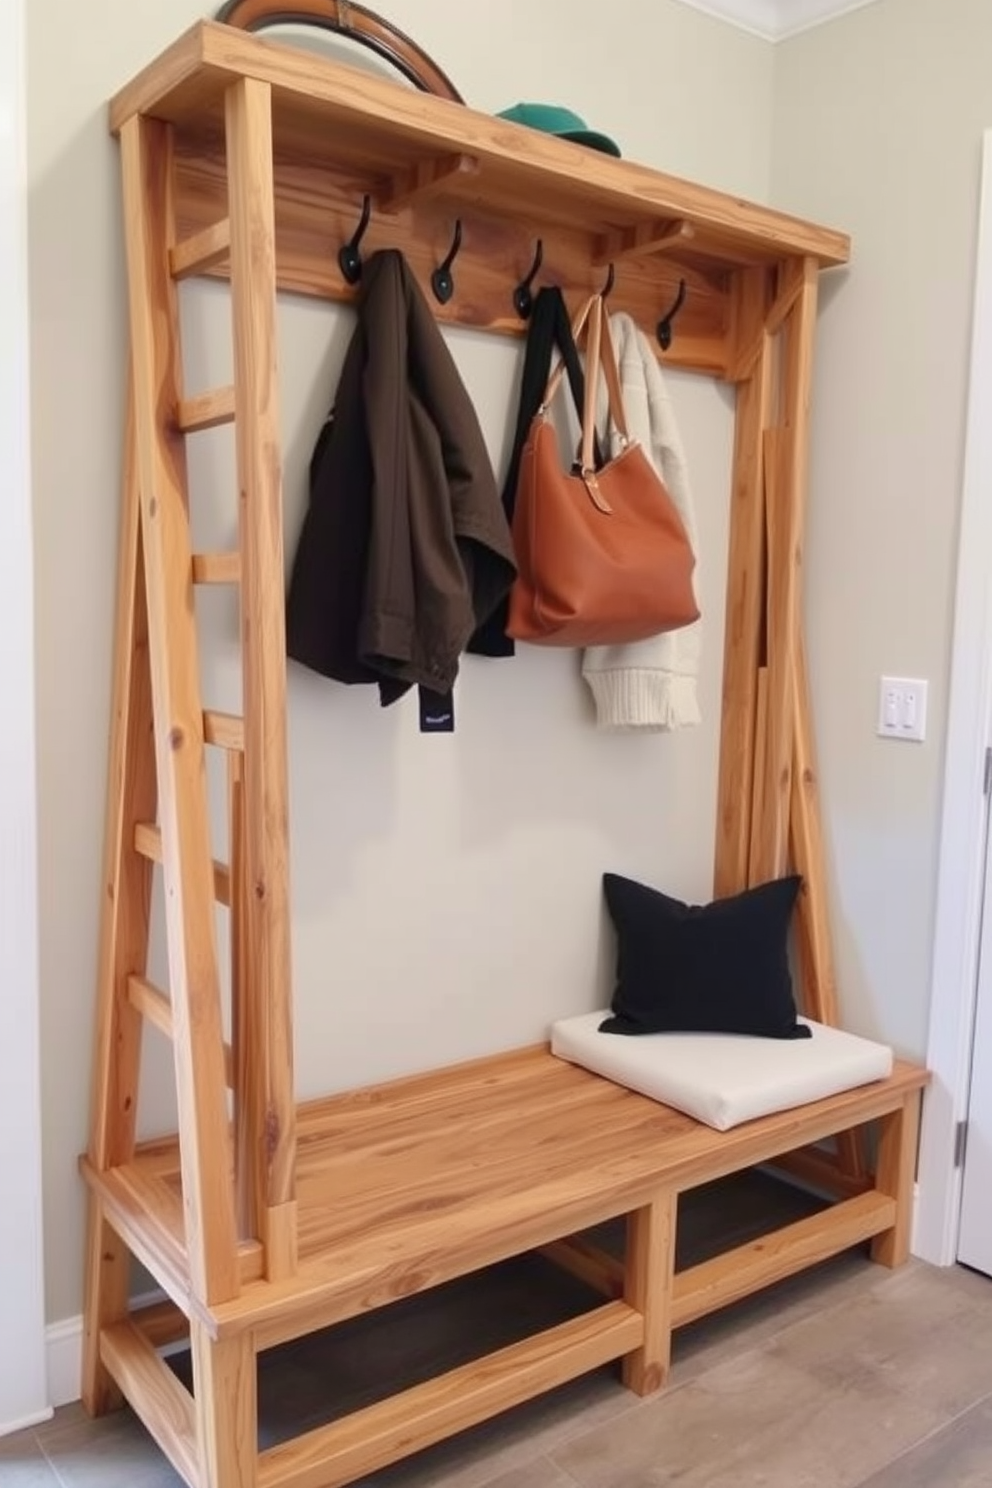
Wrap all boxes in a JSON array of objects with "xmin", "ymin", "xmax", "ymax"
[{"xmin": 550, "ymin": 1011, "xmax": 893, "ymax": 1131}]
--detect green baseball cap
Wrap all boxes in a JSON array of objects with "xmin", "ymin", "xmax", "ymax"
[{"xmin": 496, "ymin": 102, "xmax": 621, "ymax": 158}]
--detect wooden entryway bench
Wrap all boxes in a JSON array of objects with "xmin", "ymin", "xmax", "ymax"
[{"xmin": 84, "ymin": 1043, "xmax": 927, "ymax": 1488}]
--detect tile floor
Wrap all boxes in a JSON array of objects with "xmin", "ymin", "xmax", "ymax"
[{"xmin": 3, "ymin": 1228, "xmax": 991, "ymax": 1487}]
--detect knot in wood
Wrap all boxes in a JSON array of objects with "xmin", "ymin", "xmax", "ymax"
[
  {"xmin": 168, "ymin": 726, "xmax": 184, "ymax": 750},
  {"xmin": 265, "ymin": 1110, "xmax": 279, "ymax": 1159},
  {"xmin": 254, "ymin": 878, "xmax": 266, "ymax": 901}
]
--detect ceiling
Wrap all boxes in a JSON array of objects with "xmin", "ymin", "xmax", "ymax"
[{"xmin": 679, "ymin": 0, "xmax": 880, "ymax": 41}]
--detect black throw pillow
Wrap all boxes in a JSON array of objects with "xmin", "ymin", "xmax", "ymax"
[{"xmin": 599, "ymin": 871, "xmax": 811, "ymax": 1040}]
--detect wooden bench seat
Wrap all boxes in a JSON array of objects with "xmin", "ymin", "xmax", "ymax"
[{"xmin": 82, "ymin": 1042, "xmax": 927, "ymax": 1488}]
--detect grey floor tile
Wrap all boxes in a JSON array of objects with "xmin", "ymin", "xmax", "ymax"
[
  {"xmin": 38, "ymin": 1409, "xmax": 184, "ymax": 1488},
  {"xmin": 767, "ymin": 1256, "xmax": 992, "ymax": 1420},
  {"xmin": 478, "ymin": 1457, "xmax": 578, "ymax": 1488},
  {"xmin": 552, "ymin": 1333, "xmax": 949, "ymax": 1488},
  {"xmin": 0, "ymin": 1432, "xmax": 61, "ymax": 1488},
  {"xmin": 856, "ymin": 1396, "xmax": 992, "ymax": 1488}
]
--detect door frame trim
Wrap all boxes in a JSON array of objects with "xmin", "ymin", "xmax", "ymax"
[{"xmin": 915, "ymin": 127, "xmax": 992, "ymax": 1266}]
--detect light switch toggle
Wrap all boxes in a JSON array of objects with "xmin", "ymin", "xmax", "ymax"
[{"xmin": 877, "ymin": 676, "xmax": 928, "ymax": 742}]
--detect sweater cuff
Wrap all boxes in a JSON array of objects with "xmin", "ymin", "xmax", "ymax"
[{"xmin": 584, "ymin": 667, "xmax": 701, "ymax": 731}]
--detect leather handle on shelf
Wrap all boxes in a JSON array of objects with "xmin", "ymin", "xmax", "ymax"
[{"xmin": 213, "ymin": 0, "xmax": 465, "ymax": 101}]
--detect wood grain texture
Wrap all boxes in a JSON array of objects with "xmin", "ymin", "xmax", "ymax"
[
  {"xmin": 256, "ymin": 1304, "xmax": 643, "ymax": 1488},
  {"xmin": 192, "ymin": 1323, "xmax": 258, "ymax": 1488},
  {"xmin": 226, "ymin": 75, "xmax": 297, "ymax": 1274},
  {"xmin": 870, "ymin": 1094, "xmax": 923, "ymax": 1268},
  {"xmin": 170, "ymin": 138, "xmax": 731, "ymax": 379},
  {"xmin": 107, "ymin": 22, "xmax": 850, "ymax": 267},
  {"xmin": 671, "ymin": 1190, "xmax": 897, "ymax": 1328},
  {"xmin": 119, "ymin": 112, "xmax": 239, "ymax": 1305},
  {"xmin": 100, "ymin": 1320, "xmax": 201, "ymax": 1487},
  {"xmin": 82, "ymin": 389, "xmax": 156, "ymax": 1416},
  {"xmin": 134, "ymin": 821, "xmax": 232, "ymax": 907},
  {"xmin": 623, "ymin": 1194, "xmax": 677, "ymax": 1395},
  {"xmin": 77, "ymin": 1047, "xmax": 928, "ymax": 1351},
  {"xmin": 713, "ymin": 267, "xmax": 773, "ymax": 897},
  {"xmin": 750, "ymin": 258, "xmax": 819, "ymax": 885}
]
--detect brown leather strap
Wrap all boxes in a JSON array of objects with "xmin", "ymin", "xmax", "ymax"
[
  {"xmin": 214, "ymin": 0, "xmax": 465, "ymax": 101},
  {"xmin": 580, "ymin": 294, "xmax": 603, "ymax": 476}
]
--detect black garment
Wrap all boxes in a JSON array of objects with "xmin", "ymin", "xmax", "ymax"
[
  {"xmin": 285, "ymin": 249, "xmax": 517, "ymax": 707},
  {"xmin": 467, "ymin": 286, "xmax": 599, "ymax": 657}
]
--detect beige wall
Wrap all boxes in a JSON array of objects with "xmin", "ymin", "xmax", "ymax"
[
  {"xmin": 771, "ymin": 0, "xmax": 991, "ymax": 1057},
  {"xmin": 27, "ymin": 1, "xmax": 773, "ymax": 1323}
]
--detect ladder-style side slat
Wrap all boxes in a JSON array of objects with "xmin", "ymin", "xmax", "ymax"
[
  {"xmin": 81, "ymin": 389, "xmax": 157, "ymax": 1417},
  {"xmin": 170, "ymin": 217, "xmax": 231, "ymax": 280},
  {"xmin": 177, "ymin": 385, "xmax": 237, "ymax": 433},
  {"xmin": 192, "ymin": 552, "xmax": 241, "ymax": 585},
  {"xmin": 751, "ymin": 257, "xmax": 819, "ymax": 884},
  {"xmin": 228, "ymin": 750, "xmax": 257, "ymax": 1238},
  {"xmin": 713, "ymin": 268, "xmax": 773, "ymax": 899},
  {"xmin": 134, "ymin": 821, "xmax": 232, "ymax": 908},
  {"xmin": 127, "ymin": 974, "xmax": 236, "ymax": 1089},
  {"xmin": 119, "ymin": 111, "xmax": 240, "ymax": 1306},
  {"xmin": 226, "ymin": 75, "xmax": 298, "ymax": 1278},
  {"xmin": 127, "ymin": 974, "xmax": 174, "ymax": 1040},
  {"xmin": 203, "ymin": 710, "xmax": 245, "ymax": 752}
]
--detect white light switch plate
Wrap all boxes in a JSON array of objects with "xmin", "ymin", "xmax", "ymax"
[{"xmin": 878, "ymin": 676, "xmax": 928, "ymax": 741}]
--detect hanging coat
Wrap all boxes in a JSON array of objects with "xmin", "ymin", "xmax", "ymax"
[{"xmin": 285, "ymin": 248, "xmax": 517, "ymax": 707}]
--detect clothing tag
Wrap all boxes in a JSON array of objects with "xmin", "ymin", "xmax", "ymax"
[{"xmin": 419, "ymin": 685, "xmax": 455, "ymax": 734}]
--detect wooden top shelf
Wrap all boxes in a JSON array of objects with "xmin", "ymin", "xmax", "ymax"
[{"xmin": 110, "ymin": 20, "xmax": 849, "ymax": 275}]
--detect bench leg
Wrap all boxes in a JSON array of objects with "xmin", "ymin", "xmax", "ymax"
[
  {"xmin": 870, "ymin": 1091, "xmax": 922, "ymax": 1269},
  {"xmin": 192, "ymin": 1323, "xmax": 258, "ymax": 1488},
  {"xmin": 623, "ymin": 1191, "xmax": 677, "ymax": 1395}
]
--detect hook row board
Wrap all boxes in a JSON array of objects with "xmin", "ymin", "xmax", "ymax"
[
  {"xmin": 110, "ymin": 22, "xmax": 849, "ymax": 382},
  {"xmin": 172, "ymin": 134, "xmax": 733, "ymax": 376}
]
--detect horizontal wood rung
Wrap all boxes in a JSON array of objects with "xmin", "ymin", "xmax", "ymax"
[
  {"xmin": 258, "ymin": 1301, "xmax": 642, "ymax": 1488},
  {"xmin": 133, "ymin": 821, "xmax": 232, "ymax": 908},
  {"xmin": 100, "ymin": 1321, "xmax": 200, "ymax": 1488},
  {"xmin": 538, "ymin": 1235, "xmax": 624, "ymax": 1298},
  {"xmin": 671, "ymin": 1190, "xmax": 896, "ymax": 1329},
  {"xmin": 126, "ymin": 972, "xmax": 234, "ymax": 1088},
  {"xmin": 169, "ymin": 217, "xmax": 231, "ymax": 279},
  {"xmin": 192, "ymin": 551, "xmax": 241, "ymax": 585},
  {"xmin": 177, "ymin": 384, "xmax": 236, "ymax": 432},
  {"xmin": 129, "ymin": 1297, "xmax": 191, "ymax": 1351},
  {"xmin": 127, "ymin": 975, "xmax": 173, "ymax": 1040},
  {"xmin": 203, "ymin": 710, "xmax": 245, "ymax": 751}
]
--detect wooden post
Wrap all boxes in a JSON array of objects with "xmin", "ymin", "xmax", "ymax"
[
  {"xmin": 81, "ymin": 393, "xmax": 156, "ymax": 1414},
  {"xmin": 225, "ymin": 76, "xmax": 298, "ymax": 1280},
  {"xmin": 714, "ymin": 268, "xmax": 774, "ymax": 898},
  {"xmin": 192, "ymin": 1323, "xmax": 258, "ymax": 1488},
  {"xmin": 870, "ymin": 1093, "xmax": 922, "ymax": 1267},
  {"xmin": 119, "ymin": 111, "xmax": 239, "ymax": 1306},
  {"xmin": 622, "ymin": 1193, "xmax": 677, "ymax": 1395}
]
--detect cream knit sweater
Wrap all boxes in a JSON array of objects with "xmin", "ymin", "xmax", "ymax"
[{"xmin": 581, "ymin": 311, "xmax": 703, "ymax": 731}]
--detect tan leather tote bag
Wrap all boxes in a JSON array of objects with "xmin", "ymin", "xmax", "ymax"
[{"xmin": 506, "ymin": 293, "xmax": 699, "ymax": 647}]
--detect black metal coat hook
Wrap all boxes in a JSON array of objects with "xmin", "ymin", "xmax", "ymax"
[
  {"xmin": 601, "ymin": 262, "xmax": 616, "ymax": 299},
  {"xmin": 431, "ymin": 220, "xmax": 463, "ymax": 304},
  {"xmin": 513, "ymin": 239, "xmax": 544, "ymax": 319},
  {"xmin": 657, "ymin": 278, "xmax": 687, "ymax": 351},
  {"xmin": 338, "ymin": 194, "xmax": 371, "ymax": 286}
]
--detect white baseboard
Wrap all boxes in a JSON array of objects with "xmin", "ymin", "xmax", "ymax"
[
  {"xmin": 0, "ymin": 1405, "xmax": 54, "ymax": 1439},
  {"xmin": 45, "ymin": 1290, "xmax": 171, "ymax": 1410},
  {"xmin": 45, "ymin": 1316, "xmax": 84, "ymax": 1411}
]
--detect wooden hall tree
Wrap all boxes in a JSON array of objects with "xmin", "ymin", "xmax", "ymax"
[{"xmin": 81, "ymin": 18, "xmax": 928, "ymax": 1488}]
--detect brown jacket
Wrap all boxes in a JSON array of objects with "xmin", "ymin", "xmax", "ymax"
[{"xmin": 285, "ymin": 249, "xmax": 516, "ymax": 705}]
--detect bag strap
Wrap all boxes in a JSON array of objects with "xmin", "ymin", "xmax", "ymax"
[{"xmin": 544, "ymin": 293, "xmax": 631, "ymax": 476}]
